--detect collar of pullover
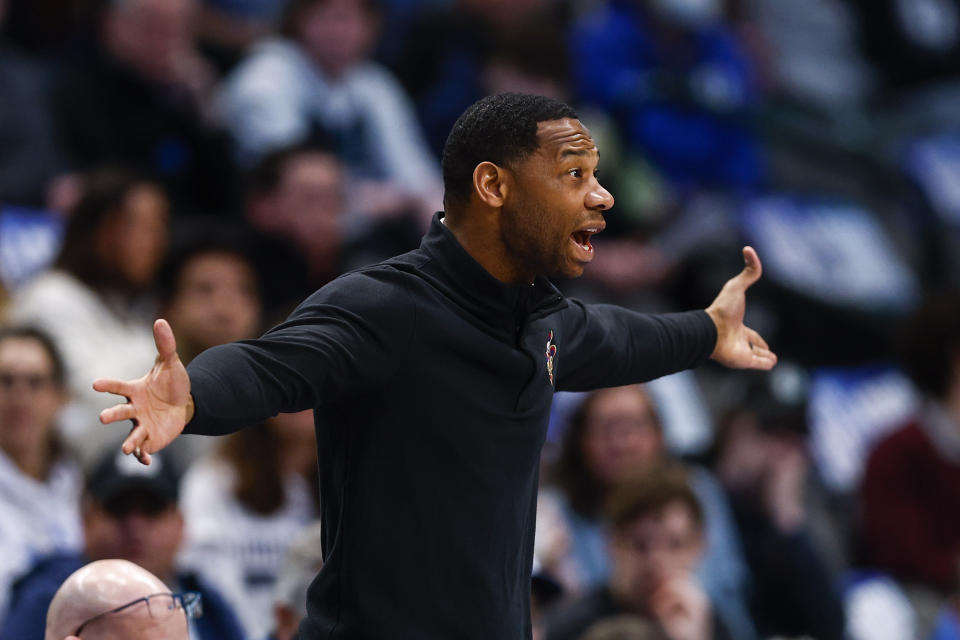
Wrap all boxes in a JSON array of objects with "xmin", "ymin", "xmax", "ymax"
[{"xmin": 418, "ymin": 212, "xmax": 566, "ymax": 334}]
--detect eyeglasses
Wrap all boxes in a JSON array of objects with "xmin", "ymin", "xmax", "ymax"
[{"xmin": 74, "ymin": 591, "xmax": 202, "ymax": 635}]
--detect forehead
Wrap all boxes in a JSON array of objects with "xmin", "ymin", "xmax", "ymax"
[
  {"xmin": 0, "ymin": 337, "xmax": 53, "ymax": 371},
  {"xmin": 535, "ymin": 119, "xmax": 598, "ymax": 160}
]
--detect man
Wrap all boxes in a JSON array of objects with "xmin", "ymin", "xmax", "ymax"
[
  {"xmin": 94, "ymin": 93, "xmax": 775, "ymax": 638},
  {"xmin": 544, "ymin": 465, "xmax": 727, "ymax": 640},
  {"xmin": 0, "ymin": 450, "xmax": 244, "ymax": 640},
  {"xmin": 52, "ymin": 0, "xmax": 237, "ymax": 216},
  {"xmin": 44, "ymin": 559, "xmax": 195, "ymax": 640}
]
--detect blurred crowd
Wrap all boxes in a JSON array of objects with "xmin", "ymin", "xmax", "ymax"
[{"xmin": 2, "ymin": 0, "xmax": 960, "ymax": 638}]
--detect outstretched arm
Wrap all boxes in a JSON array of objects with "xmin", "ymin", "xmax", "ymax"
[
  {"xmin": 93, "ymin": 319, "xmax": 193, "ymax": 465},
  {"xmin": 705, "ymin": 246, "xmax": 777, "ymax": 370}
]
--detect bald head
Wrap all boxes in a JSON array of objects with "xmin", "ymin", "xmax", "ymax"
[{"xmin": 45, "ymin": 559, "xmax": 188, "ymax": 640}]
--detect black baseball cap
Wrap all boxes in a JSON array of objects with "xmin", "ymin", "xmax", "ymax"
[{"xmin": 86, "ymin": 450, "xmax": 181, "ymax": 507}]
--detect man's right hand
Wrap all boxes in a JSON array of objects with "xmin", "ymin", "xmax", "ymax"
[{"xmin": 93, "ymin": 319, "xmax": 193, "ymax": 465}]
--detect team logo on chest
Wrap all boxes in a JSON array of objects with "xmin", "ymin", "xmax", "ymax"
[{"xmin": 545, "ymin": 331, "xmax": 557, "ymax": 386}]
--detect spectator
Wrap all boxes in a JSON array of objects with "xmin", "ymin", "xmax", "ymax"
[
  {"xmin": 538, "ymin": 384, "xmax": 754, "ymax": 639},
  {"xmin": 0, "ymin": 449, "xmax": 245, "ymax": 640},
  {"xmin": 44, "ymin": 559, "xmax": 197, "ymax": 640},
  {"xmin": 157, "ymin": 223, "xmax": 264, "ymax": 467},
  {"xmin": 710, "ymin": 378, "xmax": 846, "ymax": 640},
  {"xmin": 266, "ymin": 521, "xmax": 323, "ymax": 640},
  {"xmin": 544, "ymin": 464, "xmax": 731, "ymax": 640},
  {"xmin": 570, "ymin": 0, "xmax": 763, "ymax": 191},
  {"xmin": 160, "ymin": 223, "xmax": 263, "ymax": 366},
  {"xmin": 179, "ymin": 410, "xmax": 319, "ymax": 639},
  {"xmin": 389, "ymin": 0, "xmax": 569, "ymax": 156},
  {"xmin": 245, "ymin": 144, "xmax": 421, "ymax": 308},
  {"xmin": 194, "ymin": 0, "xmax": 284, "ymax": 73},
  {"xmin": 861, "ymin": 292, "xmax": 960, "ymax": 599},
  {"xmin": 0, "ymin": 0, "xmax": 68, "ymax": 207},
  {"xmin": 219, "ymin": 0, "xmax": 442, "ymax": 222},
  {"xmin": 51, "ymin": 0, "xmax": 238, "ymax": 216},
  {"xmin": 0, "ymin": 327, "xmax": 82, "ymax": 624},
  {"xmin": 11, "ymin": 170, "xmax": 169, "ymax": 465}
]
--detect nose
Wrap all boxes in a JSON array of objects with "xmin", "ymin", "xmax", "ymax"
[{"xmin": 586, "ymin": 181, "xmax": 614, "ymax": 211}]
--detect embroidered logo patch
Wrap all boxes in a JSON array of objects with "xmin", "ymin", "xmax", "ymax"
[{"xmin": 545, "ymin": 330, "xmax": 557, "ymax": 386}]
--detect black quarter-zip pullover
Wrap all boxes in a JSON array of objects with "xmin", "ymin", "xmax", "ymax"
[{"xmin": 184, "ymin": 213, "xmax": 717, "ymax": 639}]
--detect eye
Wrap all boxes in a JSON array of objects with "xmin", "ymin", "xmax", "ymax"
[{"xmin": 568, "ymin": 168, "xmax": 582, "ymax": 179}]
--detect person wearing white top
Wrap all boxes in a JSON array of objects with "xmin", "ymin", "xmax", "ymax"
[
  {"xmin": 179, "ymin": 411, "xmax": 319, "ymax": 639},
  {"xmin": 218, "ymin": 0, "xmax": 442, "ymax": 223},
  {"xmin": 11, "ymin": 171, "xmax": 168, "ymax": 466},
  {"xmin": 0, "ymin": 327, "xmax": 83, "ymax": 625}
]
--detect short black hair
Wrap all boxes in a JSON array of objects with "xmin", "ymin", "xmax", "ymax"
[
  {"xmin": 898, "ymin": 290, "xmax": 960, "ymax": 399},
  {"xmin": 441, "ymin": 93, "xmax": 578, "ymax": 207},
  {"xmin": 0, "ymin": 325, "xmax": 67, "ymax": 387},
  {"xmin": 157, "ymin": 219, "xmax": 263, "ymax": 304}
]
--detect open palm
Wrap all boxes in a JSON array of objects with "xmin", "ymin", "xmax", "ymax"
[
  {"xmin": 705, "ymin": 246, "xmax": 777, "ymax": 370},
  {"xmin": 92, "ymin": 319, "xmax": 193, "ymax": 465}
]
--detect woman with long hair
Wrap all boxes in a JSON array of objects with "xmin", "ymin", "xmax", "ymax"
[
  {"xmin": 0, "ymin": 326, "xmax": 82, "ymax": 622},
  {"xmin": 11, "ymin": 169, "xmax": 169, "ymax": 463},
  {"xmin": 538, "ymin": 384, "xmax": 756, "ymax": 640}
]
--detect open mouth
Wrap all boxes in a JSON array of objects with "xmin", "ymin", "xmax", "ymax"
[{"xmin": 570, "ymin": 224, "xmax": 604, "ymax": 259}]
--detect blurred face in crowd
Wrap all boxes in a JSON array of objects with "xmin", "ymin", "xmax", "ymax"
[
  {"xmin": 97, "ymin": 183, "xmax": 169, "ymax": 289},
  {"xmin": 166, "ymin": 251, "xmax": 261, "ymax": 352},
  {"xmin": 294, "ymin": 0, "xmax": 378, "ymax": 77},
  {"xmin": 277, "ymin": 152, "xmax": 344, "ymax": 260},
  {"xmin": 0, "ymin": 336, "xmax": 65, "ymax": 462},
  {"xmin": 84, "ymin": 491, "xmax": 184, "ymax": 582},
  {"xmin": 581, "ymin": 386, "xmax": 664, "ymax": 488},
  {"xmin": 103, "ymin": 0, "xmax": 197, "ymax": 84},
  {"xmin": 610, "ymin": 501, "xmax": 704, "ymax": 610}
]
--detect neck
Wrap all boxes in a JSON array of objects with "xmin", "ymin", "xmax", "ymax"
[{"xmin": 443, "ymin": 209, "xmax": 533, "ymax": 284}]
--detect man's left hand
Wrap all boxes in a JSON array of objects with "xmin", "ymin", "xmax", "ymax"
[{"xmin": 705, "ymin": 246, "xmax": 777, "ymax": 370}]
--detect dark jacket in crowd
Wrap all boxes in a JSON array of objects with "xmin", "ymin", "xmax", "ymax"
[
  {"xmin": 51, "ymin": 50, "xmax": 238, "ymax": 216},
  {"xmin": 0, "ymin": 552, "xmax": 246, "ymax": 640}
]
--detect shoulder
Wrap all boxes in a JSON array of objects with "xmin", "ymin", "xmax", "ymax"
[
  {"xmin": 349, "ymin": 62, "xmax": 408, "ymax": 97},
  {"xmin": 181, "ymin": 459, "xmax": 234, "ymax": 503},
  {"xmin": 290, "ymin": 263, "xmax": 420, "ymax": 320},
  {"xmin": 865, "ymin": 422, "xmax": 928, "ymax": 472},
  {"xmin": 176, "ymin": 571, "xmax": 246, "ymax": 634},
  {"xmin": 223, "ymin": 39, "xmax": 306, "ymax": 94},
  {"xmin": 13, "ymin": 270, "xmax": 88, "ymax": 306},
  {"xmin": 8, "ymin": 553, "xmax": 85, "ymax": 603}
]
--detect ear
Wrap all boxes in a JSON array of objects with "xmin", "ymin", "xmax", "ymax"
[{"xmin": 471, "ymin": 162, "xmax": 509, "ymax": 208}]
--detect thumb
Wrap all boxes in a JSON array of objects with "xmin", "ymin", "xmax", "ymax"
[
  {"xmin": 735, "ymin": 246, "xmax": 762, "ymax": 289},
  {"xmin": 153, "ymin": 318, "xmax": 178, "ymax": 362}
]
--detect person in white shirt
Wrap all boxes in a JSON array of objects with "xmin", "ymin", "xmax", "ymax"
[
  {"xmin": 0, "ymin": 326, "xmax": 82, "ymax": 624},
  {"xmin": 219, "ymin": 0, "xmax": 443, "ymax": 224}
]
